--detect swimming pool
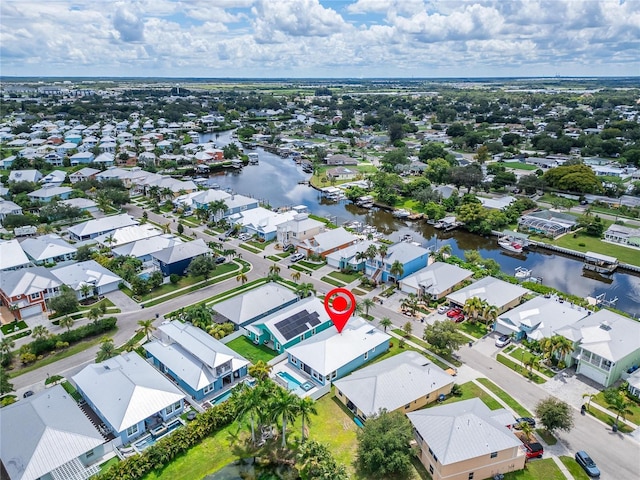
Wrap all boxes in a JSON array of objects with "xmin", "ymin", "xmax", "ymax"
[
  {"xmin": 277, "ymin": 372, "xmax": 315, "ymax": 392},
  {"xmin": 133, "ymin": 419, "xmax": 184, "ymax": 452},
  {"xmin": 212, "ymin": 389, "xmax": 234, "ymax": 405}
]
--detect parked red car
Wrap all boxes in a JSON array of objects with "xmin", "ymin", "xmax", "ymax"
[
  {"xmin": 446, "ymin": 307, "xmax": 462, "ymax": 318},
  {"xmin": 450, "ymin": 312, "xmax": 465, "ymax": 323},
  {"xmin": 523, "ymin": 442, "xmax": 544, "ymax": 459}
]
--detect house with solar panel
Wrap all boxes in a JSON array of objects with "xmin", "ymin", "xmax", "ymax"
[
  {"xmin": 144, "ymin": 321, "xmax": 250, "ymax": 402},
  {"xmin": 244, "ymin": 296, "xmax": 334, "ymax": 354}
]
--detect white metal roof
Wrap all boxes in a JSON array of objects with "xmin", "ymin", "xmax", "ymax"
[
  {"xmin": 150, "ymin": 238, "xmax": 211, "ymax": 264},
  {"xmin": 0, "ymin": 385, "xmax": 103, "ymax": 480},
  {"xmin": 0, "ymin": 239, "xmax": 31, "ymax": 270},
  {"xmin": 67, "ymin": 213, "xmax": 138, "ymax": 238},
  {"xmin": 311, "ymin": 227, "xmax": 357, "ymax": 253},
  {"xmin": 214, "ymin": 283, "xmax": 298, "ymax": 325},
  {"xmin": 51, "ymin": 260, "xmax": 122, "ymax": 291},
  {"xmin": 401, "ymin": 262, "xmax": 473, "ymax": 297},
  {"xmin": 333, "ymin": 351, "xmax": 454, "ymax": 416},
  {"xmin": 72, "ymin": 352, "xmax": 185, "ymax": 433},
  {"xmin": 112, "ymin": 234, "xmax": 182, "ymax": 259},
  {"xmin": 446, "ymin": 276, "xmax": 530, "ymax": 309},
  {"xmin": 94, "ymin": 224, "xmax": 162, "ymax": 248},
  {"xmin": 20, "ymin": 234, "xmax": 77, "ymax": 262}
]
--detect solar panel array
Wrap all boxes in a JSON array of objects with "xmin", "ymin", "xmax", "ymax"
[{"xmin": 275, "ymin": 309, "xmax": 321, "ymax": 341}]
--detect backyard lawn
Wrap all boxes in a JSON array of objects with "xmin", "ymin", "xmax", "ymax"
[
  {"xmin": 225, "ymin": 336, "xmax": 277, "ymax": 364},
  {"xmin": 552, "ymin": 232, "xmax": 640, "ymax": 267}
]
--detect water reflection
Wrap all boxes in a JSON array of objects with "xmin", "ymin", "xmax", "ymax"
[{"xmin": 201, "ymin": 131, "xmax": 640, "ymax": 316}]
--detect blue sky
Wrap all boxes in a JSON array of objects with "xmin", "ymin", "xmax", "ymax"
[{"xmin": 1, "ymin": 0, "xmax": 638, "ymax": 78}]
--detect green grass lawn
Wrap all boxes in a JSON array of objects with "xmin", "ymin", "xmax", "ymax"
[
  {"xmin": 551, "ymin": 232, "xmax": 640, "ymax": 267},
  {"xmin": 225, "ymin": 336, "xmax": 277, "ymax": 364},
  {"xmin": 320, "ymin": 276, "xmax": 344, "ymax": 287},
  {"xmin": 591, "ymin": 391, "xmax": 640, "ymax": 425},
  {"xmin": 435, "ymin": 381, "xmax": 502, "ymax": 411},
  {"xmin": 239, "ymin": 243, "xmax": 261, "ymax": 254},
  {"xmin": 1, "ymin": 320, "xmax": 28, "ymax": 335},
  {"xmin": 507, "ymin": 348, "xmax": 556, "ymax": 378},
  {"xmin": 298, "ymin": 260, "xmax": 325, "ymax": 270},
  {"xmin": 327, "ymin": 270, "xmax": 361, "ymax": 283},
  {"xmin": 366, "ymin": 341, "xmax": 419, "ymax": 366},
  {"xmin": 503, "ymin": 161, "xmax": 539, "ymax": 171},
  {"xmin": 503, "ymin": 458, "xmax": 565, "ymax": 480},
  {"xmin": 559, "ymin": 456, "xmax": 591, "ymax": 480},
  {"xmin": 475, "ymin": 378, "xmax": 533, "ymax": 417},
  {"xmin": 496, "ymin": 354, "xmax": 546, "ymax": 384},
  {"xmin": 535, "ymin": 429, "xmax": 557, "ymax": 445},
  {"xmin": 457, "ymin": 321, "xmax": 489, "ymax": 339},
  {"xmin": 584, "ymin": 406, "xmax": 634, "ymax": 433}
]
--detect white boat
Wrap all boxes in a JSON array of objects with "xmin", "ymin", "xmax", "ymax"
[
  {"xmin": 498, "ymin": 236, "xmax": 524, "ymax": 254},
  {"xmin": 514, "ymin": 266, "xmax": 532, "ymax": 279},
  {"xmin": 248, "ymin": 152, "xmax": 259, "ymax": 164},
  {"xmin": 401, "ymin": 234, "xmax": 413, "ymax": 242},
  {"xmin": 392, "ymin": 209, "xmax": 410, "ymax": 218}
]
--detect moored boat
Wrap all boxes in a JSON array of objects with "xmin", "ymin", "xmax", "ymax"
[{"xmin": 498, "ymin": 236, "xmax": 524, "ymax": 253}]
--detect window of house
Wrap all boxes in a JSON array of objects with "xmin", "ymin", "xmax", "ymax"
[
  {"xmin": 86, "ymin": 449, "xmax": 94, "ymax": 458},
  {"xmin": 490, "ymin": 452, "xmax": 498, "ymax": 458},
  {"xmin": 203, "ymin": 384, "xmax": 214, "ymax": 395},
  {"xmin": 299, "ymin": 335, "xmax": 304, "ymax": 342},
  {"xmin": 291, "ymin": 357, "xmax": 297, "ymax": 365},
  {"xmin": 428, "ymin": 447, "xmax": 434, "ymax": 457},
  {"xmin": 364, "ymin": 351, "xmax": 369, "ymax": 360},
  {"xmin": 275, "ymin": 343, "xmax": 280, "ymax": 350},
  {"xmin": 29, "ymin": 293, "xmax": 40, "ymax": 300},
  {"xmin": 429, "ymin": 465, "xmax": 434, "ymax": 474},
  {"xmin": 331, "ymin": 370, "xmax": 337, "ymax": 379},
  {"xmin": 468, "ymin": 473, "xmax": 474, "ymax": 480},
  {"xmin": 126, "ymin": 424, "xmax": 138, "ymax": 437},
  {"xmin": 404, "ymin": 404, "xmax": 411, "ymax": 409}
]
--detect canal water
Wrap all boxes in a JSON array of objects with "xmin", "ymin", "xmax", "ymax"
[{"xmin": 200, "ymin": 131, "xmax": 640, "ymax": 316}]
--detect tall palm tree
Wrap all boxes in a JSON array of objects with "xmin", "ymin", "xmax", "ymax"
[
  {"xmin": 79, "ymin": 283, "xmax": 93, "ymax": 300},
  {"xmin": 519, "ymin": 421, "xmax": 534, "ymax": 441},
  {"xmin": 291, "ymin": 271, "xmax": 301, "ymax": 283},
  {"xmin": 96, "ymin": 338, "xmax": 116, "ymax": 362},
  {"xmin": 271, "ymin": 387, "xmax": 299, "ymax": 448},
  {"xmin": 296, "ymin": 396, "xmax": 318, "ymax": 442},
  {"xmin": 377, "ymin": 244, "xmax": 388, "ymax": 263},
  {"xmin": 463, "ymin": 297, "xmax": 486, "ymax": 323},
  {"xmin": 552, "ymin": 335, "xmax": 574, "ymax": 363},
  {"xmin": 87, "ymin": 306, "xmax": 103, "ymax": 324},
  {"xmin": 606, "ymin": 392, "xmax": 633, "ymax": 429},
  {"xmin": 379, "ymin": 317, "xmax": 392, "ymax": 332},
  {"xmin": 296, "ymin": 282, "xmax": 316, "ymax": 299},
  {"xmin": 389, "ymin": 260, "xmax": 404, "ymax": 282},
  {"xmin": 434, "ymin": 244, "xmax": 452, "ymax": 262},
  {"xmin": 481, "ymin": 303, "xmax": 499, "ymax": 327},
  {"xmin": 236, "ymin": 272, "xmax": 248, "ymax": 285},
  {"xmin": 31, "ymin": 325, "xmax": 49, "ymax": 341},
  {"xmin": 582, "ymin": 393, "xmax": 596, "ymax": 411},
  {"xmin": 268, "ymin": 263, "xmax": 281, "ymax": 281},
  {"xmin": 0, "ymin": 337, "xmax": 15, "ymax": 363},
  {"xmin": 360, "ymin": 298, "xmax": 375, "ymax": 317},
  {"xmin": 59, "ymin": 316, "xmax": 74, "ymax": 332},
  {"xmin": 248, "ymin": 360, "xmax": 273, "ymax": 381},
  {"xmin": 161, "ymin": 187, "xmax": 173, "ymax": 200},
  {"xmin": 148, "ymin": 185, "xmax": 160, "ymax": 201},
  {"xmin": 137, "ymin": 319, "xmax": 156, "ymax": 341},
  {"xmin": 365, "ymin": 244, "xmax": 378, "ymax": 263}
]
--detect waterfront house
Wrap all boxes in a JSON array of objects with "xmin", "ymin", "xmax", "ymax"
[
  {"xmin": 604, "ymin": 224, "xmax": 640, "ymax": 248},
  {"xmin": 150, "ymin": 238, "xmax": 212, "ymax": 277},
  {"xmin": 51, "ymin": 260, "xmax": 122, "ymax": 299},
  {"xmin": 0, "ymin": 267, "xmax": 62, "ymax": 320},
  {"xmin": 144, "ymin": 321, "xmax": 250, "ymax": 402},
  {"xmin": 494, "ymin": 295, "xmax": 589, "ymax": 341},
  {"xmin": 400, "ymin": 262, "xmax": 473, "ymax": 300},
  {"xmin": 325, "ymin": 239, "xmax": 378, "ymax": 271},
  {"xmin": 0, "ymin": 239, "xmax": 31, "ymax": 271},
  {"xmin": 276, "ymin": 213, "xmax": 325, "ymax": 247},
  {"xmin": 73, "ymin": 352, "xmax": 186, "ymax": 444},
  {"xmin": 213, "ymin": 283, "xmax": 299, "ymax": 329},
  {"xmin": 326, "ymin": 166, "xmax": 357, "ymax": 181},
  {"xmin": 446, "ymin": 276, "xmax": 530, "ymax": 314},
  {"xmin": 67, "ymin": 214, "xmax": 139, "ymax": 242},
  {"xmin": 244, "ymin": 296, "xmax": 334, "ymax": 354},
  {"xmin": 364, "ymin": 242, "xmax": 430, "ymax": 284},
  {"xmin": 0, "ymin": 385, "xmax": 105, "ymax": 480},
  {"xmin": 334, "ymin": 351, "xmax": 454, "ymax": 422},
  {"xmin": 20, "ymin": 234, "xmax": 77, "ymax": 265},
  {"xmin": 299, "ymin": 227, "xmax": 358, "ymax": 258},
  {"xmin": 407, "ymin": 398, "xmax": 525, "ymax": 480},
  {"xmin": 518, "ymin": 210, "xmax": 577, "ymax": 238},
  {"xmin": 285, "ymin": 316, "xmax": 390, "ymax": 386},
  {"xmin": 555, "ymin": 310, "xmax": 640, "ymax": 388},
  {"xmin": 228, "ymin": 207, "xmax": 296, "ymax": 241}
]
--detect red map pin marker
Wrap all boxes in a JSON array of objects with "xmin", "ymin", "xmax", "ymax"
[{"xmin": 324, "ymin": 288, "xmax": 356, "ymax": 333}]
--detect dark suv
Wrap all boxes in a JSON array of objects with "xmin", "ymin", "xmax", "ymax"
[{"xmin": 575, "ymin": 451, "xmax": 600, "ymax": 477}]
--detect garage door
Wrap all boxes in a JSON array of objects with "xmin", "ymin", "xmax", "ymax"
[
  {"xmin": 20, "ymin": 304, "xmax": 43, "ymax": 318},
  {"xmin": 578, "ymin": 362, "xmax": 608, "ymax": 386}
]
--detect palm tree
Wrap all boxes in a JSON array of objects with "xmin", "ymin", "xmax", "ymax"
[
  {"xmin": 379, "ymin": 317, "xmax": 392, "ymax": 332},
  {"xmin": 291, "ymin": 271, "xmax": 301, "ymax": 283},
  {"xmin": 0, "ymin": 337, "xmax": 15, "ymax": 363},
  {"xmin": 59, "ymin": 316, "xmax": 74, "ymax": 332},
  {"xmin": 296, "ymin": 396, "xmax": 318, "ymax": 442},
  {"xmin": 31, "ymin": 325, "xmax": 49, "ymax": 341},
  {"xmin": 462, "ymin": 297, "xmax": 486, "ymax": 323},
  {"xmin": 434, "ymin": 244, "xmax": 452, "ymax": 262},
  {"xmin": 79, "ymin": 283, "xmax": 93, "ymax": 301},
  {"xmin": 268, "ymin": 263, "xmax": 281, "ymax": 281},
  {"xmin": 365, "ymin": 244, "xmax": 378, "ymax": 263},
  {"xmin": 481, "ymin": 303, "xmax": 499, "ymax": 327},
  {"xmin": 248, "ymin": 360, "xmax": 273, "ymax": 381},
  {"xmin": 271, "ymin": 387, "xmax": 299, "ymax": 448},
  {"xmin": 148, "ymin": 185, "xmax": 160, "ymax": 201},
  {"xmin": 161, "ymin": 187, "xmax": 173, "ymax": 200},
  {"xmin": 236, "ymin": 272, "xmax": 248, "ymax": 285},
  {"xmin": 519, "ymin": 421, "xmax": 534, "ymax": 442},
  {"xmin": 137, "ymin": 319, "xmax": 156, "ymax": 341},
  {"xmin": 582, "ymin": 393, "xmax": 596, "ymax": 412},
  {"xmin": 96, "ymin": 338, "xmax": 116, "ymax": 362},
  {"xmin": 360, "ymin": 298, "xmax": 375, "ymax": 317},
  {"xmin": 551, "ymin": 335, "xmax": 574, "ymax": 363},
  {"xmin": 606, "ymin": 391, "xmax": 633, "ymax": 430},
  {"xmin": 389, "ymin": 260, "xmax": 404, "ymax": 283},
  {"xmin": 377, "ymin": 244, "xmax": 388, "ymax": 263},
  {"xmin": 87, "ymin": 306, "xmax": 103, "ymax": 324},
  {"xmin": 232, "ymin": 382, "xmax": 262, "ymax": 444},
  {"xmin": 296, "ymin": 282, "xmax": 316, "ymax": 299}
]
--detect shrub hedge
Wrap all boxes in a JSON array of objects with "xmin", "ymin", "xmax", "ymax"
[{"xmin": 27, "ymin": 317, "xmax": 117, "ymax": 356}]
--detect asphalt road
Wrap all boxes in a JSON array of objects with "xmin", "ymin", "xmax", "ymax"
[{"xmin": 457, "ymin": 345, "xmax": 638, "ymax": 480}]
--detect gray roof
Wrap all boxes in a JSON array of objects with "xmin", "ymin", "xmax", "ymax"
[
  {"xmin": 0, "ymin": 266, "xmax": 61, "ymax": 298},
  {"xmin": 51, "ymin": 260, "xmax": 122, "ymax": 291},
  {"xmin": 67, "ymin": 213, "xmax": 138, "ymax": 238},
  {"xmin": 401, "ymin": 262, "xmax": 473, "ymax": 297},
  {"xmin": 497, "ymin": 296, "xmax": 589, "ymax": 340},
  {"xmin": 333, "ymin": 351, "xmax": 454, "ymax": 416},
  {"xmin": 308, "ymin": 227, "xmax": 357, "ymax": 253},
  {"xmin": 0, "ymin": 239, "xmax": 31, "ymax": 270},
  {"xmin": 556, "ymin": 309, "xmax": 640, "ymax": 362},
  {"xmin": 446, "ymin": 276, "xmax": 529, "ymax": 309},
  {"xmin": 20, "ymin": 234, "xmax": 77, "ymax": 262},
  {"xmin": 385, "ymin": 241, "xmax": 430, "ymax": 266},
  {"xmin": 286, "ymin": 316, "xmax": 390, "ymax": 377},
  {"xmin": 151, "ymin": 238, "xmax": 211, "ymax": 264},
  {"xmin": 144, "ymin": 321, "xmax": 249, "ymax": 391},
  {"xmin": 27, "ymin": 186, "xmax": 73, "ymax": 198},
  {"xmin": 112, "ymin": 234, "xmax": 182, "ymax": 259},
  {"xmin": 72, "ymin": 352, "xmax": 185, "ymax": 433},
  {"xmin": 407, "ymin": 398, "xmax": 522, "ymax": 466},
  {"xmin": 213, "ymin": 283, "xmax": 298, "ymax": 325},
  {"xmin": 0, "ymin": 385, "xmax": 103, "ymax": 480}
]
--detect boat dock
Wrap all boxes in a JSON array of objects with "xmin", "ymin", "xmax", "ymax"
[
  {"xmin": 583, "ymin": 251, "xmax": 619, "ymax": 274},
  {"xmin": 434, "ymin": 216, "xmax": 463, "ymax": 231}
]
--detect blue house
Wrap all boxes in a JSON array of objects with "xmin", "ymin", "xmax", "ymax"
[
  {"xmin": 70, "ymin": 151, "xmax": 95, "ymax": 165},
  {"xmin": 285, "ymin": 317, "xmax": 390, "ymax": 386},
  {"xmin": 27, "ymin": 185, "xmax": 73, "ymax": 203},
  {"xmin": 151, "ymin": 238, "xmax": 212, "ymax": 277},
  {"xmin": 245, "ymin": 296, "xmax": 334, "ymax": 354},
  {"xmin": 144, "ymin": 321, "xmax": 250, "ymax": 402},
  {"xmin": 364, "ymin": 242, "xmax": 430, "ymax": 283},
  {"xmin": 72, "ymin": 352, "xmax": 185, "ymax": 444}
]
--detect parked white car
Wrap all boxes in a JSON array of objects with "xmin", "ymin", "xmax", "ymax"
[
  {"xmin": 437, "ymin": 305, "xmax": 450, "ymax": 314},
  {"xmin": 238, "ymin": 233, "xmax": 251, "ymax": 241},
  {"xmin": 290, "ymin": 253, "xmax": 305, "ymax": 263}
]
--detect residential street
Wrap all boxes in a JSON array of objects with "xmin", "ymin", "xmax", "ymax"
[{"xmin": 9, "ymin": 203, "xmax": 639, "ymax": 479}]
